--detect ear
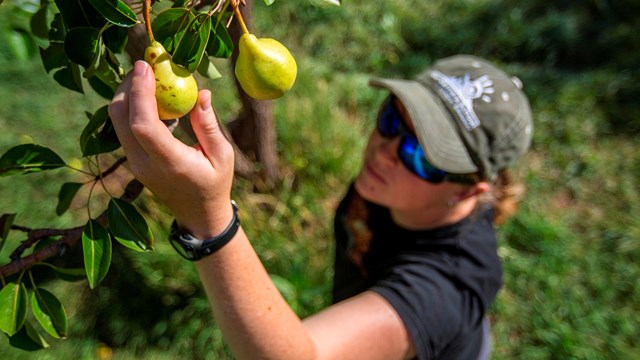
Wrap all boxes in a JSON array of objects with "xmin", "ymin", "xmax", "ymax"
[{"xmin": 452, "ymin": 182, "xmax": 490, "ymax": 203}]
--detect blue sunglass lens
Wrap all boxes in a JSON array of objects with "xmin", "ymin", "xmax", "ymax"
[
  {"xmin": 376, "ymin": 98, "xmax": 448, "ymax": 183},
  {"xmin": 399, "ymin": 137, "xmax": 447, "ymax": 183},
  {"xmin": 377, "ymin": 100, "xmax": 402, "ymax": 137}
]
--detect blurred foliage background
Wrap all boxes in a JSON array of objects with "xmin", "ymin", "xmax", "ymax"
[{"xmin": 0, "ymin": 0, "xmax": 638, "ymax": 358}]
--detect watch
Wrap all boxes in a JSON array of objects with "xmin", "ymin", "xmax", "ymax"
[{"xmin": 169, "ymin": 200, "xmax": 240, "ymax": 261}]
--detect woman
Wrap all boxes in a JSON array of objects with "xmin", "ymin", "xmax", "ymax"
[{"xmin": 109, "ymin": 54, "xmax": 532, "ymax": 359}]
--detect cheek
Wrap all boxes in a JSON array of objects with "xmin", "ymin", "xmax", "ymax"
[
  {"xmin": 390, "ymin": 176, "xmax": 434, "ymax": 206},
  {"xmin": 388, "ymin": 169, "xmax": 457, "ymax": 210},
  {"xmin": 363, "ymin": 131, "xmax": 382, "ymax": 155}
]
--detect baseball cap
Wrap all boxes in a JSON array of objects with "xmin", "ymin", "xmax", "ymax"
[{"xmin": 369, "ymin": 54, "xmax": 533, "ymax": 181}]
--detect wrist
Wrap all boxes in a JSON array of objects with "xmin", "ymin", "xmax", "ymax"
[
  {"xmin": 174, "ymin": 200, "xmax": 235, "ymax": 240},
  {"xmin": 169, "ymin": 200, "xmax": 240, "ymax": 260}
]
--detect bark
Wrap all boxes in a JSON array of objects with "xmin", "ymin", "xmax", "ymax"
[{"xmin": 228, "ymin": 0, "xmax": 281, "ymax": 187}]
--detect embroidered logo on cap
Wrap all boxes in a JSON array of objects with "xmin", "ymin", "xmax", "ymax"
[{"xmin": 431, "ymin": 70, "xmax": 495, "ymax": 131}]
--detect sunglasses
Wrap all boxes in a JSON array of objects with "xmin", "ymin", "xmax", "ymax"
[{"xmin": 376, "ymin": 98, "xmax": 477, "ymax": 184}]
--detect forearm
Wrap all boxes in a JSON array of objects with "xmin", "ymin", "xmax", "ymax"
[
  {"xmin": 194, "ymin": 227, "xmax": 316, "ymax": 360},
  {"xmin": 109, "ymin": 62, "xmax": 314, "ymax": 359}
]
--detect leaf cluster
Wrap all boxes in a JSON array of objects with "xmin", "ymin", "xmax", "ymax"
[
  {"xmin": 0, "ymin": 0, "xmax": 341, "ymax": 353},
  {"xmin": 0, "ymin": 0, "xmax": 238, "ymax": 351},
  {"xmin": 0, "ymin": 144, "xmax": 154, "ymax": 349}
]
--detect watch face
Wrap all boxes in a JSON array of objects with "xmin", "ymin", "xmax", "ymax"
[
  {"xmin": 169, "ymin": 222, "xmax": 202, "ymax": 260},
  {"xmin": 169, "ymin": 238, "xmax": 197, "ymax": 260}
]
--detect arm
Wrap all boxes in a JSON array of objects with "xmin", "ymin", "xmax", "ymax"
[{"xmin": 109, "ymin": 61, "xmax": 415, "ymax": 360}]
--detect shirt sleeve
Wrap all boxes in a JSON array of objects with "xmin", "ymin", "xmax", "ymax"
[{"xmin": 370, "ymin": 253, "xmax": 483, "ymax": 360}]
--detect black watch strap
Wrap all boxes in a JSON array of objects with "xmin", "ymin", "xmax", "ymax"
[{"xmin": 169, "ymin": 200, "xmax": 240, "ymax": 261}]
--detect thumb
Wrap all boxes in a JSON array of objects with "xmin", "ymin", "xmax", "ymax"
[{"xmin": 190, "ymin": 90, "xmax": 234, "ymax": 165}]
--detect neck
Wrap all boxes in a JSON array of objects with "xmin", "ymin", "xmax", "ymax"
[{"xmin": 390, "ymin": 197, "xmax": 478, "ymax": 230}]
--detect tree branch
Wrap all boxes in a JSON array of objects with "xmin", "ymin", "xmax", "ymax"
[
  {"xmin": 9, "ymin": 228, "xmax": 74, "ymax": 261},
  {"xmin": 0, "ymin": 180, "xmax": 145, "ymax": 278}
]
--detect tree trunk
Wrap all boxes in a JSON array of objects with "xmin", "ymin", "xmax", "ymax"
[{"xmin": 228, "ymin": 0, "xmax": 281, "ymax": 187}]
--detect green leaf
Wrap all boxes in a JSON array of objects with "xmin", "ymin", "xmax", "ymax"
[
  {"xmin": 0, "ymin": 282, "xmax": 28, "ymax": 336},
  {"xmin": 31, "ymin": 288, "xmax": 68, "ymax": 338},
  {"xmin": 206, "ymin": 19, "xmax": 234, "ymax": 59},
  {"xmin": 0, "ymin": 144, "xmax": 66, "ymax": 177},
  {"xmin": 33, "ymin": 237, "xmax": 59, "ymax": 253},
  {"xmin": 53, "ymin": 62, "xmax": 84, "ymax": 94},
  {"xmin": 171, "ymin": 0, "xmax": 188, "ymax": 7},
  {"xmin": 103, "ymin": 24, "xmax": 129, "ymax": 54},
  {"xmin": 30, "ymin": 4, "xmax": 52, "ymax": 39},
  {"xmin": 107, "ymin": 198, "xmax": 154, "ymax": 252},
  {"xmin": 5, "ymin": 29, "xmax": 37, "ymax": 61},
  {"xmin": 40, "ymin": 43, "xmax": 67, "ymax": 74},
  {"xmin": 40, "ymin": 40, "xmax": 85, "ymax": 94},
  {"xmin": 82, "ymin": 220, "xmax": 112, "ymax": 289},
  {"xmin": 173, "ymin": 14, "xmax": 211, "ymax": 73},
  {"xmin": 83, "ymin": 50, "xmax": 122, "ymax": 94},
  {"xmin": 54, "ymin": 0, "xmax": 106, "ymax": 30},
  {"xmin": 87, "ymin": 0, "xmax": 138, "ymax": 27},
  {"xmin": 48, "ymin": 12, "xmax": 66, "ymax": 42},
  {"xmin": 64, "ymin": 27, "xmax": 101, "ymax": 68},
  {"xmin": 88, "ymin": 75, "xmax": 116, "ymax": 99},
  {"xmin": 56, "ymin": 182, "xmax": 83, "ymax": 216},
  {"xmin": 263, "ymin": 0, "xmax": 275, "ymax": 5},
  {"xmin": 35, "ymin": 262, "xmax": 87, "ymax": 282},
  {"xmin": 80, "ymin": 106, "xmax": 109, "ymax": 149},
  {"xmin": 0, "ymin": 213, "xmax": 16, "ymax": 253},
  {"xmin": 50, "ymin": 267, "xmax": 87, "ymax": 282},
  {"xmin": 151, "ymin": 8, "xmax": 195, "ymax": 53},
  {"xmin": 196, "ymin": 55, "xmax": 222, "ymax": 80},
  {"xmin": 7, "ymin": 320, "xmax": 49, "ymax": 351},
  {"xmin": 80, "ymin": 105, "xmax": 121, "ymax": 156}
]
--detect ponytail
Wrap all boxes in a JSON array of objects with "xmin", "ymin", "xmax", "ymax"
[
  {"xmin": 344, "ymin": 191, "xmax": 373, "ymax": 272},
  {"xmin": 488, "ymin": 169, "xmax": 526, "ymax": 225}
]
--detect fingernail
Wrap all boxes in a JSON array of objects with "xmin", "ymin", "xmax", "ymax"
[{"xmin": 134, "ymin": 60, "xmax": 149, "ymax": 76}]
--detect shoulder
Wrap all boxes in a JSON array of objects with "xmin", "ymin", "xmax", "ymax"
[{"xmin": 370, "ymin": 256, "xmax": 484, "ymax": 359}]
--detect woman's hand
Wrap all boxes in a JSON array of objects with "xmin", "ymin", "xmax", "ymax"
[{"xmin": 109, "ymin": 60, "xmax": 235, "ymax": 238}]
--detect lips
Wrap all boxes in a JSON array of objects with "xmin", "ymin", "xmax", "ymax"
[{"xmin": 364, "ymin": 161, "xmax": 387, "ymax": 185}]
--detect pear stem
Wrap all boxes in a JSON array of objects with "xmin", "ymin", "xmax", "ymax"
[
  {"xmin": 143, "ymin": 0, "xmax": 155, "ymax": 43},
  {"xmin": 232, "ymin": 1, "xmax": 250, "ymax": 35}
]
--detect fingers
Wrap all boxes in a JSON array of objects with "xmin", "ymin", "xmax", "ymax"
[
  {"xmin": 127, "ymin": 61, "xmax": 180, "ymax": 160},
  {"xmin": 190, "ymin": 90, "xmax": 235, "ymax": 167},
  {"xmin": 110, "ymin": 60, "xmax": 232, "ymax": 180},
  {"xmin": 109, "ymin": 66, "xmax": 148, "ymax": 163}
]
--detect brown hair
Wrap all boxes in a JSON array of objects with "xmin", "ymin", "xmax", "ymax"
[
  {"xmin": 344, "ymin": 192, "xmax": 373, "ymax": 271},
  {"xmin": 486, "ymin": 169, "xmax": 526, "ymax": 225}
]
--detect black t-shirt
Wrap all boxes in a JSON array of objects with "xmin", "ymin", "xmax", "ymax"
[{"xmin": 332, "ymin": 185, "xmax": 502, "ymax": 360}]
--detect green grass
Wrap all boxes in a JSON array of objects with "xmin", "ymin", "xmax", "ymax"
[{"xmin": 1, "ymin": 0, "xmax": 639, "ymax": 359}]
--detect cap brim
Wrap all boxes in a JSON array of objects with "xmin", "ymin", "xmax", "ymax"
[{"xmin": 369, "ymin": 78, "xmax": 478, "ymax": 174}]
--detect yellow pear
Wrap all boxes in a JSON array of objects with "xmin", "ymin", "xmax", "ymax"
[
  {"xmin": 144, "ymin": 41, "xmax": 198, "ymax": 120},
  {"xmin": 235, "ymin": 33, "xmax": 297, "ymax": 100}
]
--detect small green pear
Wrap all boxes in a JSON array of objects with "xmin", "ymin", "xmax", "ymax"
[
  {"xmin": 144, "ymin": 41, "xmax": 198, "ymax": 120},
  {"xmin": 235, "ymin": 33, "xmax": 297, "ymax": 100}
]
